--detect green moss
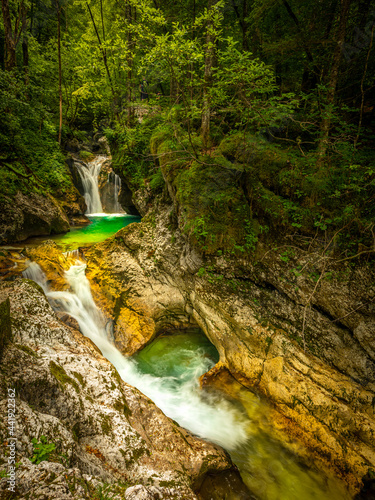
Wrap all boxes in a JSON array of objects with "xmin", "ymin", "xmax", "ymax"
[
  {"xmin": 265, "ymin": 336, "xmax": 273, "ymax": 356},
  {"xmin": 47, "ymin": 472, "xmax": 57, "ymax": 483},
  {"xmin": 149, "ymin": 168, "xmax": 165, "ymax": 191},
  {"xmin": 111, "ymin": 368, "xmax": 123, "ymax": 387},
  {"xmin": 101, "ymin": 415, "xmax": 112, "ymax": 435},
  {"xmin": 159, "ymin": 480, "xmax": 180, "ymax": 487},
  {"xmin": 15, "ymin": 344, "xmax": 38, "ymax": 358},
  {"xmin": 72, "ymin": 422, "xmax": 81, "ymax": 442},
  {"xmin": 23, "ymin": 279, "xmax": 46, "ymax": 295},
  {"xmin": 123, "ymin": 446, "xmax": 149, "ymax": 467},
  {"xmin": 172, "ymin": 158, "xmax": 257, "ymax": 255},
  {"xmin": 114, "ymin": 399, "xmax": 125, "ymax": 412},
  {"xmin": 49, "ymin": 361, "xmax": 80, "ymax": 393},
  {"xmin": 71, "ymin": 371, "xmax": 86, "ymax": 387},
  {"xmin": 79, "ymin": 150, "xmax": 94, "ymax": 160}
]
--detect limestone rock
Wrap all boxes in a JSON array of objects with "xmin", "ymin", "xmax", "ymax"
[
  {"xmin": 0, "ymin": 279, "xmax": 233, "ymax": 499},
  {"xmin": 124, "ymin": 484, "xmax": 196, "ymax": 499},
  {"xmin": 0, "ymin": 191, "xmax": 70, "ymax": 243},
  {"xmin": 81, "ymin": 204, "xmax": 375, "ymax": 493}
]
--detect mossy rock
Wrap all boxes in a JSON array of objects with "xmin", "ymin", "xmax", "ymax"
[
  {"xmin": 172, "ymin": 158, "xmax": 258, "ymax": 255},
  {"xmin": 49, "ymin": 361, "xmax": 80, "ymax": 393}
]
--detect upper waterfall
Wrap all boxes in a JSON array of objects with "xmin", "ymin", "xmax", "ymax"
[
  {"xmin": 76, "ymin": 156, "xmax": 105, "ymax": 214},
  {"xmin": 75, "ymin": 155, "xmax": 125, "ymax": 215}
]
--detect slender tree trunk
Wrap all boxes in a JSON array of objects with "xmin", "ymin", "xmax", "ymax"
[
  {"xmin": 201, "ymin": 0, "xmax": 219, "ymax": 150},
  {"xmin": 22, "ymin": 35, "xmax": 29, "ymax": 87},
  {"xmin": 1, "ymin": 0, "xmax": 28, "ymax": 71},
  {"xmin": 125, "ymin": 1, "xmax": 134, "ymax": 125},
  {"xmin": 57, "ymin": 0, "xmax": 62, "ymax": 145},
  {"xmin": 242, "ymin": 0, "xmax": 248, "ymax": 51},
  {"xmin": 100, "ymin": 0, "xmax": 105, "ymax": 42},
  {"xmin": 1, "ymin": 0, "xmax": 16, "ymax": 70},
  {"xmin": 231, "ymin": 0, "xmax": 248, "ymax": 51},
  {"xmin": 354, "ymin": 24, "xmax": 374, "ymax": 149},
  {"xmin": 190, "ymin": 0, "xmax": 196, "ymax": 102},
  {"xmin": 280, "ymin": 0, "xmax": 321, "ymax": 91},
  {"xmin": 30, "ymin": 0, "xmax": 34, "ymax": 33},
  {"xmin": 281, "ymin": 0, "xmax": 314, "ymax": 64},
  {"xmin": 317, "ymin": 0, "xmax": 352, "ymax": 163},
  {"xmin": 86, "ymin": 2, "xmax": 115, "ymax": 98}
]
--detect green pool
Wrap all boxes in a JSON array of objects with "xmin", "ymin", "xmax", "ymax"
[
  {"xmin": 132, "ymin": 330, "xmax": 351, "ymax": 500},
  {"xmin": 53, "ymin": 214, "xmax": 140, "ymax": 249},
  {"xmin": 3, "ymin": 214, "xmax": 141, "ymax": 251}
]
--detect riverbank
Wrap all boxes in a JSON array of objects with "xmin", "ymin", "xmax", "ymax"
[
  {"xmin": 0, "ymin": 276, "xmax": 242, "ymax": 499},
  {"xmin": 81, "ymin": 196, "xmax": 375, "ymax": 496}
]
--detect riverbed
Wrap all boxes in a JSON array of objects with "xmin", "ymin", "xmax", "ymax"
[{"xmin": 21, "ymin": 227, "xmax": 352, "ymax": 499}]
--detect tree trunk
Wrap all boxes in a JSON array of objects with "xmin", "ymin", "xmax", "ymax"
[
  {"xmin": 201, "ymin": 0, "xmax": 220, "ymax": 150},
  {"xmin": 1, "ymin": 0, "xmax": 16, "ymax": 70},
  {"xmin": 1, "ymin": 0, "xmax": 28, "ymax": 71},
  {"xmin": 86, "ymin": 2, "xmax": 115, "ymax": 99},
  {"xmin": 57, "ymin": 0, "xmax": 62, "ymax": 145},
  {"xmin": 231, "ymin": 0, "xmax": 249, "ymax": 51},
  {"xmin": 125, "ymin": 1, "xmax": 134, "ymax": 125},
  {"xmin": 316, "ymin": 0, "xmax": 352, "ymax": 163},
  {"xmin": 22, "ymin": 35, "xmax": 29, "ymax": 87}
]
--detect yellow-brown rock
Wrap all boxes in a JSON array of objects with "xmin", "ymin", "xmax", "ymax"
[{"xmin": 82, "ymin": 204, "xmax": 375, "ymax": 496}]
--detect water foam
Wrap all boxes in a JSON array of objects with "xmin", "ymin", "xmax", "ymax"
[{"xmin": 23, "ymin": 262, "xmax": 248, "ymax": 451}]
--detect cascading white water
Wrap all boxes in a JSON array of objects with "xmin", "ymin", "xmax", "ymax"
[
  {"xmin": 22, "ymin": 262, "xmax": 352, "ymax": 500},
  {"xmin": 23, "ymin": 262, "xmax": 248, "ymax": 450},
  {"xmin": 23, "ymin": 261, "xmax": 49, "ymax": 294},
  {"xmin": 107, "ymin": 172, "xmax": 124, "ymax": 213},
  {"xmin": 76, "ymin": 156, "xmax": 105, "ymax": 214}
]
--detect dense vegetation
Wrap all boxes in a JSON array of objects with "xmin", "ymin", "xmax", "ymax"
[{"xmin": 1, "ymin": 0, "xmax": 375, "ymax": 258}]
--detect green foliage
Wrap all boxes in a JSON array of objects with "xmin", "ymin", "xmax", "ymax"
[
  {"xmin": 0, "ymin": 0, "xmax": 373, "ymax": 261},
  {"xmin": 92, "ymin": 482, "xmax": 131, "ymax": 500},
  {"xmin": 149, "ymin": 168, "xmax": 165, "ymax": 190},
  {"xmin": 0, "ymin": 69, "xmax": 76, "ymax": 202},
  {"xmin": 107, "ymin": 117, "xmax": 165, "ymax": 190},
  {"xmin": 31, "ymin": 436, "xmax": 56, "ymax": 465}
]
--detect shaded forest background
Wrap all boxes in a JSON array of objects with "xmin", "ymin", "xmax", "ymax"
[{"xmin": 1, "ymin": 0, "xmax": 375, "ymax": 257}]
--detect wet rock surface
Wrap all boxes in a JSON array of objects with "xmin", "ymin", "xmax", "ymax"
[
  {"xmin": 80, "ymin": 200, "xmax": 375, "ymax": 494},
  {"xmin": 0, "ymin": 279, "xmax": 236, "ymax": 499}
]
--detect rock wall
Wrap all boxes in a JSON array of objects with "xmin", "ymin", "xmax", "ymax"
[
  {"xmin": 83, "ymin": 200, "xmax": 375, "ymax": 494},
  {"xmin": 0, "ymin": 279, "xmax": 239, "ymax": 499},
  {"xmin": 0, "ymin": 192, "xmax": 71, "ymax": 244}
]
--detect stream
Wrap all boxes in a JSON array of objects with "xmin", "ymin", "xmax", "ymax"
[
  {"xmin": 19, "ymin": 155, "xmax": 352, "ymax": 499},
  {"xmin": 22, "ymin": 255, "xmax": 352, "ymax": 500}
]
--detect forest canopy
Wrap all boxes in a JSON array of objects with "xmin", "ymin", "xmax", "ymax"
[{"xmin": 1, "ymin": 0, "xmax": 375, "ymax": 256}]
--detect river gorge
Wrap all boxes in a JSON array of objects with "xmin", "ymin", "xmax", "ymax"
[{"xmin": 0, "ymin": 152, "xmax": 374, "ymax": 500}]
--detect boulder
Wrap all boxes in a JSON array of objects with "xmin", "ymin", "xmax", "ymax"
[{"xmin": 0, "ymin": 191, "xmax": 70, "ymax": 243}]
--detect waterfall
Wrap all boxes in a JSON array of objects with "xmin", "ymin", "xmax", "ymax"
[
  {"xmin": 23, "ymin": 261, "xmax": 248, "ymax": 451},
  {"xmin": 102, "ymin": 171, "xmax": 124, "ymax": 214},
  {"xmin": 112, "ymin": 172, "xmax": 123, "ymax": 213},
  {"xmin": 75, "ymin": 156, "xmax": 106, "ymax": 214}
]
